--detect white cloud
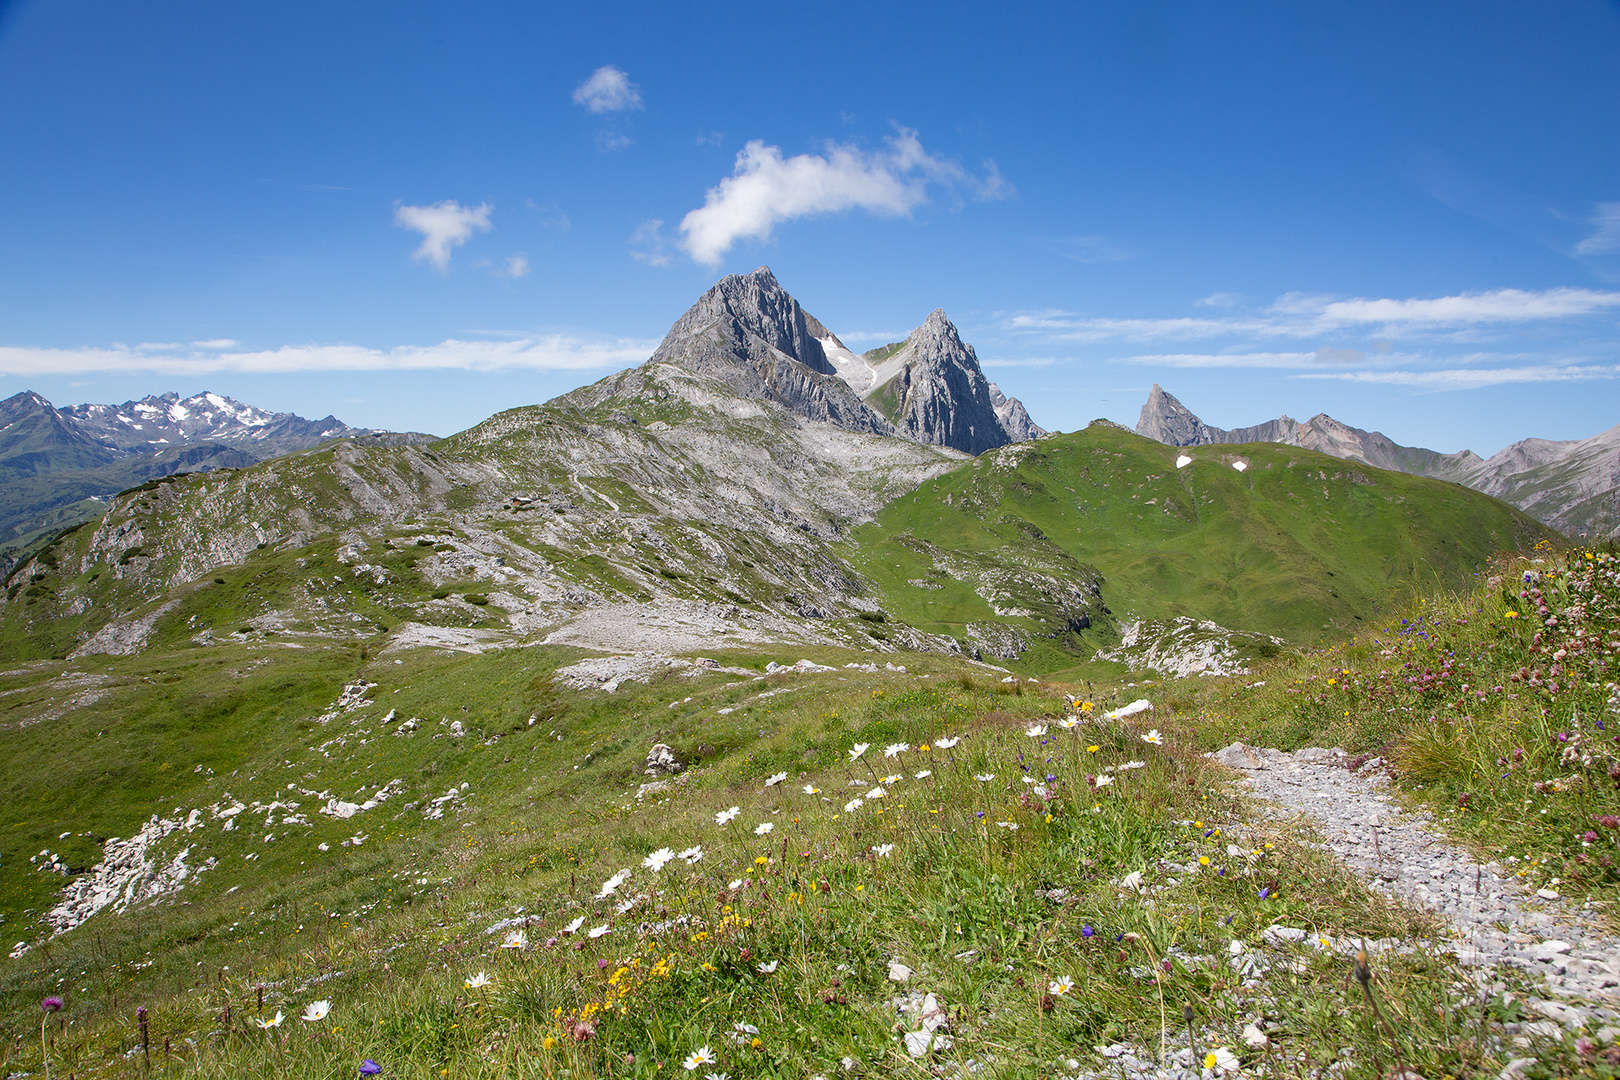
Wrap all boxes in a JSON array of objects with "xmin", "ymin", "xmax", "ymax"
[
  {"xmin": 499, "ymin": 253, "xmax": 530, "ymax": 279},
  {"xmin": 1118, "ymin": 351, "xmax": 1341, "ymax": 369},
  {"xmin": 678, "ymin": 128, "xmax": 1006, "ymax": 265},
  {"xmin": 572, "ymin": 66, "xmax": 643, "ymax": 114},
  {"xmin": 980, "ymin": 356, "xmax": 1057, "ymax": 368},
  {"xmin": 1195, "ymin": 292, "xmax": 1243, "ymax": 308},
  {"xmin": 1286, "ymin": 287, "xmax": 1620, "ymax": 329},
  {"xmin": 1004, "ymin": 287, "xmax": 1620, "ymax": 344},
  {"xmin": 0, "ymin": 335, "xmax": 655, "ymax": 377},
  {"xmin": 1575, "ymin": 202, "xmax": 1620, "ymax": 256},
  {"xmin": 1296, "ymin": 364, "xmax": 1620, "ymax": 391},
  {"xmin": 395, "ymin": 200, "xmax": 493, "ymax": 271}
]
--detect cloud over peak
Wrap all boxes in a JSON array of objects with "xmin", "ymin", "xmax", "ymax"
[
  {"xmin": 677, "ymin": 128, "xmax": 1007, "ymax": 266},
  {"xmin": 573, "ymin": 66, "xmax": 643, "ymax": 114},
  {"xmin": 395, "ymin": 200, "xmax": 493, "ymax": 271}
]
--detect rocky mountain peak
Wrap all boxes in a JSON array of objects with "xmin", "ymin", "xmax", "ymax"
[{"xmin": 1136, "ymin": 384, "xmax": 1217, "ymax": 446}]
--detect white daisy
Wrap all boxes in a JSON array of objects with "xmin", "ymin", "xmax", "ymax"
[
  {"xmin": 587, "ymin": 924, "xmax": 611, "ymax": 939},
  {"xmin": 300, "ymin": 1000, "xmax": 330, "ymax": 1023},
  {"xmin": 764, "ymin": 771, "xmax": 788, "ymax": 787},
  {"xmin": 933, "ymin": 736, "xmax": 960, "ymax": 749},
  {"xmin": 801, "ymin": 784, "xmax": 820, "ymax": 795},
  {"xmin": 501, "ymin": 929, "xmax": 528, "ymax": 949},
  {"xmin": 716, "ymin": 806, "xmax": 741, "ymax": 825},
  {"xmin": 1048, "ymin": 975, "xmax": 1074, "ymax": 996},
  {"xmin": 683, "ymin": 1045, "xmax": 716, "ymax": 1071},
  {"xmin": 883, "ymin": 742, "xmax": 909, "ymax": 758},
  {"xmin": 1026, "ymin": 724, "xmax": 1047, "ymax": 737},
  {"xmin": 757, "ymin": 959, "xmax": 779, "ymax": 973},
  {"xmin": 254, "ymin": 1011, "xmax": 284, "ymax": 1029},
  {"xmin": 678, "ymin": 845, "xmax": 704, "ymax": 865},
  {"xmin": 865, "ymin": 787, "xmax": 885, "ymax": 799},
  {"xmin": 913, "ymin": 769, "xmax": 932, "ymax": 779},
  {"xmin": 1141, "ymin": 729, "xmax": 1164, "ymax": 745},
  {"xmin": 881, "ymin": 774, "xmax": 902, "ymax": 784},
  {"xmin": 974, "ymin": 773, "xmax": 996, "ymax": 782},
  {"xmin": 1095, "ymin": 774, "xmax": 1115, "ymax": 787},
  {"xmin": 596, "ymin": 868, "xmax": 632, "ymax": 898},
  {"xmin": 872, "ymin": 843, "xmax": 894, "ymax": 857},
  {"xmin": 642, "ymin": 847, "xmax": 676, "ymax": 872},
  {"xmin": 843, "ymin": 797, "xmax": 864, "ymax": 813},
  {"xmin": 562, "ymin": 916, "xmax": 585, "ymax": 934},
  {"xmin": 465, "ymin": 971, "xmax": 492, "ymax": 989},
  {"xmin": 848, "ymin": 743, "xmax": 870, "ymax": 761},
  {"xmin": 754, "ymin": 821, "xmax": 774, "ymax": 835}
]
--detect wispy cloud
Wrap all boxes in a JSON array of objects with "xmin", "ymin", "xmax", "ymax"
[
  {"xmin": 1296, "ymin": 364, "xmax": 1620, "ymax": 390},
  {"xmin": 572, "ymin": 66, "xmax": 642, "ymax": 114},
  {"xmin": 628, "ymin": 219, "xmax": 672, "ymax": 267},
  {"xmin": 1575, "ymin": 202, "xmax": 1620, "ymax": 256},
  {"xmin": 1036, "ymin": 235, "xmax": 1135, "ymax": 263},
  {"xmin": 1118, "ymin": 350, "xmax": 1359, "ymax": 369},
  {"xmin": 1005, "ymin": 287, "xmax": 1620, "ymax": 344},
  {"xmin": 0, "ymin": 335, "xmax": 654, "ymax": 377},
  {"xmin": 981, "ymin": 356, "xmax": 1058, "ymax": 368},
  {"xmin": 678, "ymin": 128, "xmax": 1008, "ymax": 265},
  {"xmin": 499, "ymin": 253, "xmax": 529, "ymax": 279},
  {"xmin": 394, "ymin": 200, "xmax": 493, "ymax": 271}
]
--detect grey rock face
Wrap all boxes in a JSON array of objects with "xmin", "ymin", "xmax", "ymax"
[
  {"xmin": 866, "ymin": 310, "xmax": 1044, "ymax": 455},
  {"xmin": 630, "ymin": 267, "xmax": 894, "ymax": 436}
]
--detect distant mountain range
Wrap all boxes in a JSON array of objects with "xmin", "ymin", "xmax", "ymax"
[
  {"xmin": 0, "ymin": 390, "xmax": 431, "ymax": 566},
  {"xmin": 1136, "ymin": 383, "xmax": 1620, "ymax": 538}
]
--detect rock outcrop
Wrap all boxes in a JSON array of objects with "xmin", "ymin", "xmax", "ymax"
[{"xmin": 601, "ymin": 266, "xmax": 895, "ymax": 436}]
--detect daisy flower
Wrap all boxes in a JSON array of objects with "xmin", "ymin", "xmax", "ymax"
[
  {"xmin": 865, "ymin": 787, "xmax": 885, "ymax": 799},
  {"xmin": 754, "ymin": 821, "xmax": 774, "ymax": 835},
  {"xmin": 996, "ymin": 821, "xmax": 1019, "ymax": 831},
  {"xmin": 1141, "ymin": 729, "xmax": 1164, "ymax": 745},
  {"xmin": 913, "ymin": 769, "xmax": 932, "ymax": 779},
  {"xmin": 562, "ymin": 916, "xmax": 585, "ymax": 934},
  {"xmin": 254, "ymin": 1011, "xmax": 284, "ymax": 1029},
  {"xmin": 1048, "ymin": 975, "xmax": 1074, "ymax": 996},
  {"xmin": 502, "ymin": 929, "xmax": 528, "ymax": 950},
  {"xmin": 597, "ymin": 868, "xmax": 632, "ymax": 898},
  {"xmin": 465, "ymin": 971, "xmax": 492, "ymax": 989},
  {"xmin": 764, "ymin": 772, "xmax": 788, "ymax": 787},
  {"xmin": 1026, "ymin": 724, "xmax": 1048, "ymax": 737},
  {"xmin": 1204, "ymin": 1047, "xmax": 1240, "ymax": 1075},
  {"xmin": 301, "ymin": 1000, "xmax": 331, "ymax": 1023},
  {"xmin": 757, "ymin": 959, "xmax": 779, "ymax": 973},
  {"xmin": 848, "ymin": 743, "xmax": 870, "ymax": 761},
  {"xmin": 678, "ymin": 845, "xmax": 704, "ymax": 864},
  {"xmin": 884, "ymin": 742, "xmax": 909, "ymax": 758},
  {"xmin": 1118, "ymin": 760, "xmax": 1145, "ymax": 770},
  {"xmin": 843, "ymin": 797, "xmax": 864, "ymax": 813},
  {"xmin": 716, "ymin": 806, "xmax": 741, "ymax": 825},
  {"xmin": 974, "ymin": 773, "xmax": 995, "ymax": 782},
  {"xmin": 642, "ymin": 847, "xmax": 676, "ymax": 872},
  {"xmin": 881, "ymin": 774, "xmax": 902, "ymax": 784},
  {"xmin": 683, "ymin": 1045, "xmax": 717, "ymax": 1071},
  {"xmin": 1058, "ymin": 716, "xmax": 1079, "ymax": 729},
  {"xmin": 872, "ymin": 843, "xmax": 894, "ymax": 857},
  {"xmin": 802, "ymin": 784, "xmax": 820, "ymax": 795},
  {"xmin": 933, "ymin": 736, "xmax": 960, "ymax": 749},
  {"xmin": 1095, "ymin": 774, "xmax": 1115, "ymax": 788},
  {"xmin": 587, "ymin": 924, "xmax": 611, "ymax": 939}
]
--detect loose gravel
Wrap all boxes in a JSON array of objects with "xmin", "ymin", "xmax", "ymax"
[{"xmin": 1214, "ymin": 741, "xmax": 1620, "ymax": 1022}]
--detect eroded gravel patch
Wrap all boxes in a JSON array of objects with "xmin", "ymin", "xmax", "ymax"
[{"xmin": 1216, "ymin": 741, "xmax": 1620, "ymax": 1021}]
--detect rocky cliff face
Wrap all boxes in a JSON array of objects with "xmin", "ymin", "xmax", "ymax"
[
  {"xmin": 572, "ymin": 267, "xmax": 895, "ymax": 437},
  {"xmin": 1135, "ymin": 384, "xmax": 1615, "ymax": 537}
]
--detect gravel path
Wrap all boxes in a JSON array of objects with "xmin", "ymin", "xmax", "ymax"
[{"xmin": 1215, "ymin": 741, "xmax": 1620, "ymax": 1027}]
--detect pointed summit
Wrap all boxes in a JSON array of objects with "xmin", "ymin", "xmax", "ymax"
[
  {"xmin": 850, "ymin": 309, "xmax": 1044, "ymax": 455},
  {"xmin": 636, "ymin": 266, "xmax": 890, "ymax": 434}
]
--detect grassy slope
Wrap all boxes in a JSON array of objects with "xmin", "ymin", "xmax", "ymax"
[
  {"xmin": 852, "ymin": 424, "xmax": 1553, "ymax": 660},
  {"xmin": 6, "ymin": 636, "xmax": 1565, "ymax": 1080}
]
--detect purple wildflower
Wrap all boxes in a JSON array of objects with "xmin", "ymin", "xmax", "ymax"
[
  {"xmin": 1081, "ymin": 925, "xmax": 1094, "ymax": 938},
  {"xmin": 1257, "ymin": 886, "xmax": 1271, "ymax": 900},
  {"xmin": 361, "ymin": 1060, "xmax": 382, "ymax": 1076},
  {"xmin": 41, "ymin": 997, "xmax": 63, "ymax": 1013}
]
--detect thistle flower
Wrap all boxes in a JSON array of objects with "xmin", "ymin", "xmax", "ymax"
[
  {"xmin": 301, "ymin": 1000, "xmax": 331, "ymax": 1023},
  {"xmin": 41, "ymin": 997, "xmax": 63, "ymax": 1013}
]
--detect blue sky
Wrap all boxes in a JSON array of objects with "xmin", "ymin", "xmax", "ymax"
[{"xmin": 2, "ymin": 0, "xmax": 1618, "ymax": 455}]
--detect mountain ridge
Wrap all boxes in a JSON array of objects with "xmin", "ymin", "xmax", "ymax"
[{"xmin": 1135, "ymin": 383, "xmax": 1616, "ymax": 537}]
